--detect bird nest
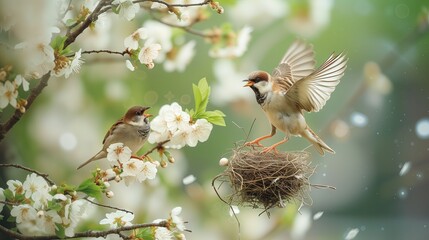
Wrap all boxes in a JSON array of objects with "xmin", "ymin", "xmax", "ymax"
[{"xmin": 213, "ymin": 146, "xmax": 326, "ymax": 213}]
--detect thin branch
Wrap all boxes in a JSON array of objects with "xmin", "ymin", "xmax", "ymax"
[
  {"xmin": 0, "ymin": 221, "xmax": 168, "ymax": 240},
  {"xmin": 84, "ymin": 197, "xmax": 134, "ymax": 214},
  {"xmin": 81, "ymin": 49, "xmax": 130, "ymax": 56},
  {"xmin": 141, "ymin": 140, "xmax": 170, "ymax": 158},
  {"xmin": 134, "ymin": 0, "xmax": 210, "ymax": 8},
  {"xmin": 0, "ymin": 200, "xmax": 19, "ymax": 206},
  {"xmin": 152, "ymin": 15, "xmax": 215, "ymax": 39},
  {"xmin": 0, "ymin": 163, "xmax": 55, "ymax": 186},
  {"xmin": 0, "ymin": 72, "xmax": 51, "ymax": 142}
]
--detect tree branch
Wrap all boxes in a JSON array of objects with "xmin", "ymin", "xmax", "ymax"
[
  {"xmin": 0, "ymin": 72, "xmax": 51, "ymax": 142},
  {"xmin": 151, "ymin": 15, "xmax": 216, "ymax": 39},
  {"xmin": 81, "ymin": 49, "xmax": 130, "ymax": 56},
  {"xmin": 0, "ymin": 163, "xmax": 55, "ymax": 185},
  {"xmin": 64, "ymin": 0, "xmax": 110, "ymax": 48},
  {"xmin": 141, "ymin": 140, "xmax": 170, "ymax": 158},
  {"xmin": 84, "ymin": 197, "xmax": 134, "ymax": 215},
  {"xmin": 0, "ymin": 221, "xmax": 168, "ymax": 240},
  {"xmin": 134, "ymin": 0, "xmax": 210, "ymax": 8}
]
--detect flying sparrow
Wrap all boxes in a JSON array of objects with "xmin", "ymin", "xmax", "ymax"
[
  {"xmin": 243, "ymin": 40, "xmax": 347, "ymax": 154},
  {"xmin": 77, "ymin": 106, "xmax": 152, "ymax": 169}
]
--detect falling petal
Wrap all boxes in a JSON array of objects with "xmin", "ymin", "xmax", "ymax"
[
  {"xmin": 399, "ymin": 162, "xmax": 411, "ymax": 176},
  {"xmin": 345, "ymin": 228, "xmax": 359, "ymax": 240},
  {"xmin": 313, "ymin": 211, "xmax": 324, "ymax": 220},
  {"xmin": 182, "ymin": 175, "xmax": 196, "ymax": 185},
  {"xmin": 416, "ymin": 118, "xmax": 429, "ymax": 139},
  {"xmin": 350, "ymin": 112, "xmax": 368, "ymax": 127}
]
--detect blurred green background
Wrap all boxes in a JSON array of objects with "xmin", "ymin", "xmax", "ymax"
[{"xmin": 1, "ymin": 0, "xmax": 429, "ymax": 239}]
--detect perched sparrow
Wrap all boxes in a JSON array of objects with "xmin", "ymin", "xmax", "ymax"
[
  {"xmin": 243, "ymin": 40, "xmax": 347, "ymax": 154},
  {"xmin": 77, "ymin": 106, "xmax": 152, "ymax": 169}
]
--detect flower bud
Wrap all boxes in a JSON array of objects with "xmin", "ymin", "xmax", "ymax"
[
  {"xmin": 168, "ymin": 156, "xmax": 175, "ymax": 163},
  {"xmin": 115, "ymin": 175, "xmax": 121, "ymax": 182},
  {"xmin": 219, "ymin": 157, "xmax": 229, "ymax": 166},
  {"xmin": 106, "ymin": 191, "xmax": 114, "ymax": 198},
  {"xmin": 103, "ymin": 181, "xmax": 111, "ymax": 188},
  {"xmin": 160, "ymin": 159, "xmax": 168, "ymax": 168}
]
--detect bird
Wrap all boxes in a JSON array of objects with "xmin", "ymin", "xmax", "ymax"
[
  {"xmin": 77, "ymin": 106, "xmax": 152, "ymax": 169},
  {"xmin": 243, "ymin": 40, "xmax": 347, "ymax": 155}
]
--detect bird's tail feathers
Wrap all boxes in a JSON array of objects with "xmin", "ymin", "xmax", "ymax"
[
  {"xmin": 77, "ymin": 150, "xmax": 104, "ymax": 170},
  {"xmin": 306, "ymin": 127, "xmax": 335, "ymax": 155}
]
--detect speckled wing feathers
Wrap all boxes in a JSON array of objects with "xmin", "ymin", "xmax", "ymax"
[
  {"xmin": 271, "ymin": 40, "xmax": 316, "ymax": 94},
  {"xmin": 286, "ymin": 52, "xmax": 348, "ymax": 112}
]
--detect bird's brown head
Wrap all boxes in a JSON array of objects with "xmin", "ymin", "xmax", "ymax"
[
  {"xmin": 243, "ymin": 71, "xmax": 271, "ymax": 105},
  {"xmin": 124, "ymin": 106, "xmax": 152, "ymax": 125},
  {"xmin": 243, "ymin": 71, "xmax": 270, "ymax": 88}
]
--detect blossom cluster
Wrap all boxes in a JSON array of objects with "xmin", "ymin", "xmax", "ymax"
[
  {"xmin": 99, "ymin": 206, "xmax": 187, "ymax": 239},
  {"xmin": 98, "ymin": 143, "xmax": 158, "ymax": 187},
  {"xmin": 0, "ymin": 68, "xmax": 29, "ymax": 112},
  {"xmin": 0, "ymin": 173, "xmax": 91, "ymax": 237},
  {"xmin": 148, "ymin": 102, "xmax": 213, "ymax": 149}
]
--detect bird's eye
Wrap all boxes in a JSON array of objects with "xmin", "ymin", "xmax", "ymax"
[
  {"xmin": 136, "ymin": 110, "xmax": 143, "ymax": 115},
  {"xmin": 254, "ymin": 77, "xmax": 261, "ymax": 82}
]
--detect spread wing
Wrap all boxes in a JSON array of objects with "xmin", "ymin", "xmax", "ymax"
[
  {"xmin": 102, "ymin": 117, "xmax": 124, "ymax": 144},
  {"xmin": 272, "ymin": 40, "xmax": 315, "ymax": 93},
  {"xmin": 286, "ymin": 52, "xmax": 348, "ymax": 112}
]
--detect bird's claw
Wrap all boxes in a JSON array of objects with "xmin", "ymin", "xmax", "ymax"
[
  {"xmin": 244, "ymin": 141, "xmax": 263, "ymax": 147},
  {"xmin": 261, "ymin": 146, "xmax": 278, "ymax": 154}
]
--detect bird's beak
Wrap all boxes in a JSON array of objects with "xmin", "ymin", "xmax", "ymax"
[
  {"xmin": 243, "ymin": 80, "xmax": 254, "ymax": 87},
  {"xmin": 143, "ymin": 107, "xmax": 152, "ymax": 118}
]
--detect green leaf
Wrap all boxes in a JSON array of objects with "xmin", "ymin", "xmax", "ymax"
[
  {"xmin": 135, "ymin": 228, "xmax": 154, "ymax": 239},
  {"xmin": 65, "ymin": 18, "xmax": 77, "ymax": 27},
  {"xmin": 200, "ymin": 110, "xmax": 226, "ymax": 126},
  {"xmin": 76, "ymin": 179, "xmax": 102, "ymax": 200},
  {"xmin": 3, "ymin": 189, "xmax": 14, "ymax": 200},
  {"xmin": 192, "ymin": 84, "xmax": 202, "ymax": 112},
  {"xmin": 56, "ymin": 224, "xmax": 66, "ymax": 239},
  {"xmin": 50, "ymin": 35, "xmax": 67, "ymax": 52},
  {"xmin": 218, "ymin": 0, "xmax": 237, "ymax": 6},
  {"xmin": 194, "ymin": 78, "xmax": 210, "ymax": 117},
  {"xmin": 48, "ymin": 201, "xmax": 63, "ymax": 212}
]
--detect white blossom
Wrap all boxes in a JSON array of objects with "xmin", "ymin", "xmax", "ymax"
[
  {"xmin": 7, "ymin": 179, "xmax": 23, "ymax": 195},
  {"xmin": 15, "ymin": 74, "xmax": 29, "ymax": 91},
  {"xmin": 106, "ymin": 143, "xmax": 132, "ymax": 163},
  {"xmin": 66, "ymin": 49, "xmax": 83, "ymax": 78},
  {"xmin": 287, "ymin": 0, "xmax": 333, "ymax": 38},
  {"xmin": 209, "ymin": 26, "xmax": 252, "ymax": 58},
  {"xmin": 124, "ymin": 28, "xmax": 148, "ymax": 50},
  {"xmin": 0, "ymin": 81, "xmax": 18, "ymax": 108},
  {"xmin": 99, "ymin": 210, "xmax": 134, "ymax": 229},
  {"xmin": 170, "ymin": 207, "xmax": 185, "ymax": 231},
  {"xmin": 154, "ymin": 227, "xmax": 173, "ymax": 240},
  {"xmin": 164, "ymin": 41, "xmax": 196, "ymax": 72},
  {"xmin": 229, "ymin": 0, "xmax": 287, "ymax": 27},
  {"xmin": 138, "ymin": 41, "xmax": 162, "ymax": 67},
  {"xmin": 64, "ymin": 199, "xmax": 91, "ymax": 237},
  {"xmin": 22, "ymin": 173, "xmax": 50, "ymax": 199},
  {"xmin": 120, "ymin": 158, "xmax": 144, "ymax": 185},
  {"xmin": 140, "ymin": 161, "xmax": 158, "ymax": 181},
  {"xmin": 191, "ymin": 119, "xmax": 213, "ymax": 142},
  {"xmin": 36, "ymin": 210, "xmax": 62, "ymax": 235},
  {"xmin": 11, "ymin": 204, "xmax": 37, "ymax": 224},
  {"xmin": 164, "ymin": 102, "xmax": 191, "ymax": 132},
  {"xmin": 16, "ymin": 41, "xmax": 55, "ymax": 78},
  {"xmin": 112, "ymin": 0, "xmax": 140, "ymax": 21}
]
